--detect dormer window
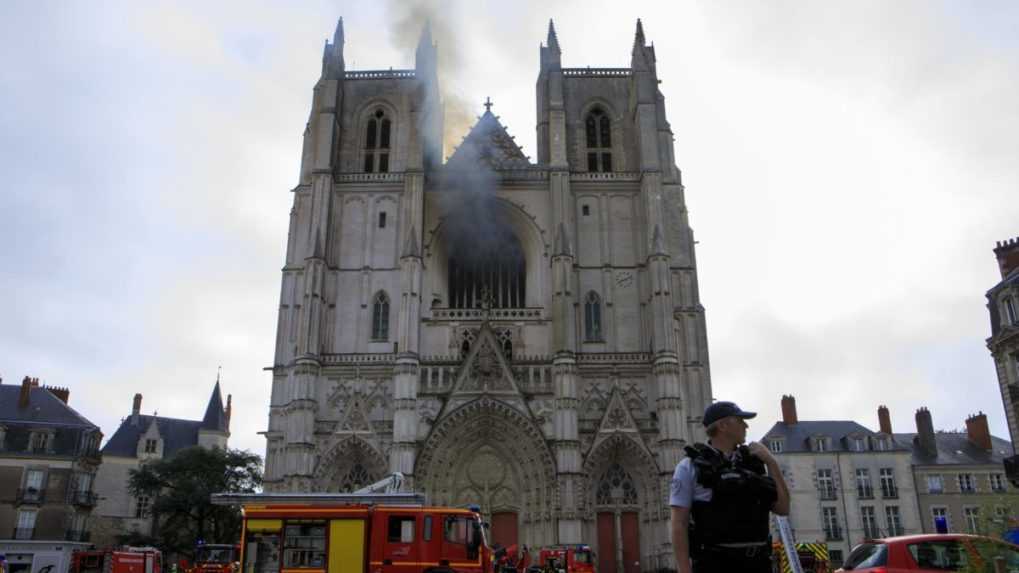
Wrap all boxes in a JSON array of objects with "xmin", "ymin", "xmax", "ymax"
[
  {"xmin": 1006, "ymin": 297, "xmax": 1017, "ymax": 325},
  {"xmin": 144, "ymin": 439, "xmax": 158, "ymax": 454},
  {"xmin": 585, "ymin": 107, "xmax": 612, "ymax": 172},
  {"xmin": 813, "ymin": 437, "xmax": 830, "ymax": 452},
  {"xmin": 768, "ymin": 439, "xmax": 784, "ymax": 453},
  {"xmin": 364, "ymin": 109, "xmax": 391, "ymax": 173},
  {"xmin": 852, "ymin": 437, "xmax": 866, "ymax": 452},
  {"xmin": 874, "ymin": 437, "xmax": 890, "ymax": 451}
]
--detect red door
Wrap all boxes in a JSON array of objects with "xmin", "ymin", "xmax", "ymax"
[
  {"xmin": 491, "ymin": 512, "xmax": 518, "ymax": 548},
  {"xmin": 597, "ymin": 513, "xmax": 616, "ymax": 573},
  {"xmin": 621, "ymin": 512, "xmax": 640, "ymax": 573}
]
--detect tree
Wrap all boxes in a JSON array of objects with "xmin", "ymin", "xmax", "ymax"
[{"xmin": 128, "ymin": 446, "xmax": 262, "ymax": 559}]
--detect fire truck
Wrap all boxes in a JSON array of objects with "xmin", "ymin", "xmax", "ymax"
[
  {"xmin": 212, "ymin": 481, "xmax": 493, "ymax": 573},
  {"xmin": 70, "ymin": 547, "xmax": 163, "ymax": 573},
  {"xmin": 536, "ymin": 545, "xmax": 594, "ymax": 573},
  {"xmin": 190, "ymin": 543, "xmax": 240, "ymax": 573}
]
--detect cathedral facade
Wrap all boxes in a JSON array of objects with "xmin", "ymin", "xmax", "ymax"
[{"xmin": 263, "ymin": 18, "xmax": 713, "ymax": 573}]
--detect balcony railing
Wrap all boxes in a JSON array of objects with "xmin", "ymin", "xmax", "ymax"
[
  {"xmin": 819, "ymin": 487, "xmax": 838, "ymax": 501},
  {"xmin": 13, "ymin": 527, "xmax": 34, "ymax": 540},
  {"xmin": 16, "ymin": 488, "xmax": 45, "ymax": 504},
  {"xmin": 65, "ymin": 530, "xmax": 90, "ymax": 542},
  {"xmin": 67, "ymin": 490, "xmax": 98, "ymax": 507},
  {"xmin": 824, "ymin": 526, "xmax": 843, "ymax": 541}
]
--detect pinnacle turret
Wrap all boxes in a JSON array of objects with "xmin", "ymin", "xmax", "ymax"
[
  {"xmin": 634, "ymin": 18, "xmax": 646, "ymax": 47},
  {"xmin": 547, "ymin": 19, "xmax": 561, "ymax": 53}
]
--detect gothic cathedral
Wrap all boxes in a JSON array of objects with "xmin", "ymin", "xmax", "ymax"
[{"xmin": 264, "ymin": 18, "xmax": 713, "ymax": 573}]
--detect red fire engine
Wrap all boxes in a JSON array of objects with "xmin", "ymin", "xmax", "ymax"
[
  {"xmin": 212, "ymin": 489, "xmax": 494, "ymax": 573},
  {"xmin": 189, "ymin": 543, "xmax": 240, "ymax": 573},
  {"xmin": 537, "ymin": 545, "xmax": 594, "ymax": 573},
  {"xmin": 71, "ymin": 547, "xmax": 163, "ymax": 573}
]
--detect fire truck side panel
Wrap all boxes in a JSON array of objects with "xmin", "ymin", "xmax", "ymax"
[
  {"xmin": 370, "ymin": 509, "xmax": 420, "ymax": 573},
  {"xmin": 328, "ymin": 519, "xmax": 367, "ymax": 573}
]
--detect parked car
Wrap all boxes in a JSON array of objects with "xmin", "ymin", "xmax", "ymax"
[{"xmin": 837, "ymin": 533, "xmax": 1019, "ymax": 571}]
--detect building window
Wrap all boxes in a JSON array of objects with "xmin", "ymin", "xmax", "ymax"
[
  {"xmin": 873, "ymin": 437, "xmax": 889, "ymax": 451},
  {"xmin": 1006, "ymin": 297, "xmax": 1017, "ymax": 325},
  {"xmin": 991, "ymin": 473, "xmax": 1007, "ymax": 492},
  {"xmin": 371, "ymin": 291, "xmax": 390, "ymax": 341},
  {"xmin": 932, "ymin": 506, "xmax": 950, "ymax": 532},
  {"xmin": 852, "ymin": 437, "xmax": 866, "ymax": 452},
  {"xmin": 958, "ymin": 473, "xmax": 976, "ymax": 493},
  {"xmin": 446, "ymin": 232, "xmax": 526, "ymax": 309},
  {"xmin": 363, "ymin": 109, "xmax": 391, "ymax": 173},
  {"xmin": 769, "ymin": 439, "xmax": 784, "ymax": 453},
  {"xmin": 15, "ymin": 509, "xmax": 36, "ymax": 539},
  {"xmin": 856, "ymin": 468, "xmax": 874, "ymax": 499},
  {"xmin": 135, "ymin": 496, "xmax": 150, "ymax": 518},
  {"xmin": 927, "ymin": 474, "xmax": 944, "ymax": 494},
  {"xmin": 885, "ymin": 505, "xmax": 903, "ymax": 536},
  {"xmin": 28, "ymin": 431, "xmax": 50, "ymax": 453},
  {"xmin": 964, "ymin": 506, "xmax": 980, "ymax": 533},
  {"xmin": 880, "ymin": 468, "xmax": 898, "ymax": 498},
  {"xmin": 861, "ymin": 506, "xmax": 880, "ymax": 539},
  {"xmin": 22, "ymin": 469, "xmax": 44, "ymax": 502},
  {"xmin": 822, "ymin": 507, "xmax": 841, "ymax": 540},
  {"xmin": 584, "ymin": 291, "xmax": 603, "ymax": 342},
  {"xmin": 817, "ymin": 469, "xmax": 836, "ymax": 500},
  {"xmin": 144, "ymin": 439, "xmax": 157, "ymax": 454},
  {"xmin": 584, "ymin": 107, "xmax": 612, "ymax": 172},
  {"xmin": 995, "ymin": 505, "xmax": 1009, "ymax": 522},
  {"xmin": 582, "ymin": 205, "xmax": 590, "ymax": 216},
  {"xmin": 596, "ymin": 463, "xmax": 638, "ymax": 506},
  {"xmin": 0, "ymin": 425, "xmax": 7, "ymax": 450},
  {"xmin": 814, "ymin": 437, "xmax": 829, "ymax": 452},
  {"xmin": 378, "ymin": 212, "xmax": 387, "ymax": 229},
  {"xmin": 829, "ymin": 550, "xmax": 844, "ymax": 569}
]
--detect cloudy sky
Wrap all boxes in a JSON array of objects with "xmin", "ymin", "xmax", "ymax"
[{"xmin": 1, "ymin": 1, "xmax": 1017, "ymax": 457}]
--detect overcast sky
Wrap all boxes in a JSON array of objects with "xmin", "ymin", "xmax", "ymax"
[{"xmin": 1, "ymin": 1, "xmax": 1017, "ymax": 457}]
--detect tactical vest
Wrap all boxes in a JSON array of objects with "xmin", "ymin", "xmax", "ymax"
[{"xmin": 686, "ymin": 443, "xmax": 777, "ymax": 550}]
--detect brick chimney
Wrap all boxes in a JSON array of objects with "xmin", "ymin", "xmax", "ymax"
[
  {"xmin": 994, "ymin": 236, "xmax": 1019, "ymax": 279},
  {"xmin": 45, "ymin": 386, "xmax": 69, "ymax": 404},
  {"xmin": 966, "ymin": 412, "xmax": 992, "ymax": 451},
  {"xmin": 19, "ymin": 376, "xmax": 33, "ymax": 408},
  {"xmin": 132, "ymin": 393, "xmax": 143, "ymax": 426},
  {"xmin": 878, "ymin": 405, "xmax": 892, "ymax": 434},
  {"xmin": 915, "ymin": 407, "xmax": 937, "ymax": 457},
  {"xmin": 781, "ymin": 395, "xmax": 798, "ymax": 425}
]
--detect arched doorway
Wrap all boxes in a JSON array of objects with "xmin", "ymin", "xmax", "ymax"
[
  {"xmin": 313, "ymin": 437, "xmax": 388, "ymax": 492},
  {"xmin": 584, "ymin": 434, "xmax": 662, "ymax": 573},
  {"xmin": 416, "ymin": 397, "xmax": 557, "ymax": 548}
]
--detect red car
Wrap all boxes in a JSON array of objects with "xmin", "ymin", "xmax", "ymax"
[{"xmin": 837, "ymin": 533, "xmax": 1019, "ymax": 571}]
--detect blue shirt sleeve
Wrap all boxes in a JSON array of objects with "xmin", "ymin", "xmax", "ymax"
[{"xmin": 669, "ymin": 458, "xmax": 696, "ymax": 508}]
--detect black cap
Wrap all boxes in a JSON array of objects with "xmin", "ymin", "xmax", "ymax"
[{"xmin": 703, "ymin": 401, "xmax": 757, "ymax": 427}]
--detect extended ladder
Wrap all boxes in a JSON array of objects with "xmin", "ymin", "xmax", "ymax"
[{"xmin": 775, "ymin": 516, "xmax": 805, "ymax": 573}]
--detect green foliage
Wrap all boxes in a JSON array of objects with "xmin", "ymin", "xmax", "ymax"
[
  {"xmin": 956, "ymin": 495, "xmax": 1019, "ymax": 573},
  {"xmin": 128, "ymin": 446, "xmax": 262, "ymax": 559}
]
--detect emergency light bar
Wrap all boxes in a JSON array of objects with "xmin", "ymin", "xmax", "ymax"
[{"xmin": 210, "ymin": 492, "xmax": 426, "ymax": 505}]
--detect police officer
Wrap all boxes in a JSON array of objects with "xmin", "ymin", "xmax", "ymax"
[{"xmin": 670, "ymin": 401, "xmax": 790, "ymax": 573}]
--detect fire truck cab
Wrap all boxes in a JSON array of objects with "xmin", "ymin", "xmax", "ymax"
[
  {"xmin": 190, "ymin": 544, "xmax": 240, "ymax": 573},
  {"xmin": 213, "ymin": 492, "xmax": 493, "ymax": 573},
  {"xmin": 537, "ymin": 545, "xmax": 594, "ymax": 573}
]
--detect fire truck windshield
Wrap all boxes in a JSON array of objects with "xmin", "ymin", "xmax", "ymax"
[
  {"xmin": 196, "ymin": 547, "xmax": 236, "ymax": 564},
  {"xmin": 573, "ymin": 550, "xmax": 592, "ymax": 564}
]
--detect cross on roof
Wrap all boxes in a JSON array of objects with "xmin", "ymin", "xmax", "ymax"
[{"xmin": 484, "ymin": 97, "xmax": 493, "ymax": 113}]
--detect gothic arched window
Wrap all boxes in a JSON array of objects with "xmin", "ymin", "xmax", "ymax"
[
  {"xmin": 364, "ymin": 109, "xmax": 392, "ymax": 173},
  {"xmin": 338, "ymin": 463, "xmax": 372, "ymax": 493},
  {"xmin": 596, "ymin": 463, "xmax": 638, "ymax": 506},
  {"xmin": 447, "ymin": 231, "xmax": 526, "ymax": 309},
  {"xmin": 584, "ymin": 291, "xmax": 603, "ymax": 342},
  {"xmin": 371, "ymin": 291, "xmax": 390, "ymax": 341},
  {"xmin": 585, "ymin": 107, "xmax": 612, "ymax": 173}
]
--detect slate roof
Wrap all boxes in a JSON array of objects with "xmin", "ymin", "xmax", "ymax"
[
  {"xmin": 0, "ymin": 383, "xmax": 97, "ymax": 429},
  {"xmin": 445, "ymin": 110, "xmax": 532, "ymax": 170},
  {"xmin": 762, "ymin": 420, "xmax": 908, "ymax": 453},
  {"xmin": 101, "ymin": 383, "xmax": 226, "ymax": 458},
  {"xmin": 893, "ymin": 431, "xmax": 1013, "ymax": 466}
]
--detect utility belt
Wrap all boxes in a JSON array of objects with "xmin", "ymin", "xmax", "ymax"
[{"xmin": 692, "ymin": 540, "xmax": 772, "ymax": 559}]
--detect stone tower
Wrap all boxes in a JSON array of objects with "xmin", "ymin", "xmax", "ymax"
[
  {"xmin": 263, "ymin": 18, "xmax": 713, "ymax": 572},
  {"xmin": 989, "ymin": 237, "xmax": 1019, "ymax": 449}
]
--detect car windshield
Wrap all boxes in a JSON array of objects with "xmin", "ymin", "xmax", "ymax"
[
  {"xmin": 842, "ymin": 543, "xmax": 887, "ymax": 570},
  {"xmin": 907, "ymin": 540, "xmax": 969, "ymax": 570}
]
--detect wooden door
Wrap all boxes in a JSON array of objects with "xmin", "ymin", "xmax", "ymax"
[
  {"xmin": 621, "ymin": 513, "xmax": 640, "ymax": 573},
  {"xmin": 491, "ymin": 512, "xmax": 518, "ymax": 548},
  {"xmin": 597, "ymin": 512, "xmax": 616, "ymax": 573}
]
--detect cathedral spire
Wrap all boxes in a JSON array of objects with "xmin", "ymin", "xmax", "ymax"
[
  {"xmin": 547, "ymin": 19, "xmax": 561, "ymax": 53},
  {"xmin": 333, "ymin": 17, "xmax": 344, "ymax": 48},
  {"xmin": 634, "ymin": 18, "xmax": 646, "ymax": 48}
]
